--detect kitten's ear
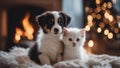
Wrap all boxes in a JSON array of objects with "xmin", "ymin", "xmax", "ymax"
[
  {"xmin": 63, "ymin": 28, "xmax": 68, "ymax": 36},
  {"xmin": 80, "ymin": 28, "xmax": 86, "ymax": 37}
]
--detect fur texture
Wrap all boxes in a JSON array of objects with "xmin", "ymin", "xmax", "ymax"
[
  {"xmin": 62, "ymin": 28, "xmax": 89, "ymax": 62},
  {"xmin": 0, "ymin": 47, "xmax": 120, "ymax": 68},
  {"xmin": 29, "ymin": 11, "xmax": 71, "ymax": 65}
]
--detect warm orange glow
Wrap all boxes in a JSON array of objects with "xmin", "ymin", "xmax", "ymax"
[
  {"xmin": 114, "ymin": 28, "xmax": 119, "ymax": 33},
  {"xmin": 14, "ymin": 28, "xmax": 23, "ymax": 43},
  {"xmin": 107, "ymin": 2, "xmax": 112, "ymax": 9},
  {"xmin": 22, "ymin": 13, "xmax": 34, "ymax": 40},
  {"xmin": 104, "ymin": 11, "xmax": 109, "ymax": 19},
  {"xmin": 104, "ymin": 29, "xmax": 109, "ymax": 35},
  {"xmin": 108, "ymin": 15, "xmax": 114, "ymax": 22},
  {"xmin": 91, "ymin": 13, "xmax": 96, "ymax": 18},
  {"xmin": 15, "ymin": 35, "xmax": 21, "ymax": 42},
  {"xmin": 96, "ymin": 0, "xmax": 100, "ymax": 4},
  {"xmin": 85, "ymin": 25, "xmax": 90, "ymax": 31},
  {"xmin": 108, "ymin": 32, "xmax": 113, "ymax": 39},
  {"xmin": 96, "ymin": 14, "xmax": 101, "ymax": 19},
  {"xmin": 97, "ymin": 27, "xmax": 102, "ymax": 33},
  {"xmin": 87, "ymin": 15, "xmax": 93, "ymax": 22},
  {"xmin": 88, "ymin": 40, "xmax": 94, "ymax": 47},
  {"xmin": 14, "ymin": 13, "xmax": 34, "ymax": 43},
  {"xmin": 88, "ymin": 22, "xmax": 93, "ymax": 27},
  {"xmin": 118, "ymin": 22, "xmax": 120, "ymax": 28}
]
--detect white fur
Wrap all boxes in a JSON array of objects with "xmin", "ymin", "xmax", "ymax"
[
  {"xmin": 37, "ymin": 29, "xmax": 63, "ymax": 65},
  {"xmin": 62, "ymin": 28, "xmax": 89, "ymax": 62},
  {"xmin": 51, "ymin": 11, "xmax": 62, "ymax": 35},
  {"xmin": 36, "ymin": 11, "xmax": 63, "ymax": 65},
  {"xmin": 0, "ymin": 47, "xmax": 120, "ymax": 68}
]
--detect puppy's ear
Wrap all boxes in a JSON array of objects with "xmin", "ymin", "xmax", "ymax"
[
  {"xmin": 59, "ymin": 12, "xmax": 71, "ymax": 27},
  {"xmin": 36, "ymin": 14, "xmax": 46, "ymax": 28}
]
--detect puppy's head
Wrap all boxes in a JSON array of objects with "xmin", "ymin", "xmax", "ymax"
[{"xmin": 36, "ymin": 11, "xmax": 71, "ymax": 35}]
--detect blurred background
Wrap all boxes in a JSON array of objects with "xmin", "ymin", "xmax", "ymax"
[{"xmin": 0, "ymin": 0, "xmax": 120, "ymax": 56}]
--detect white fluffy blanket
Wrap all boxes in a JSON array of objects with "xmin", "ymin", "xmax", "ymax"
[{"xmin": 0, "ymin": 47, "xmax": 120, "ymax": 68}]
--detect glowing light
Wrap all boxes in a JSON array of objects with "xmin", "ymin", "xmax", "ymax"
[
  {"xmin": 15, "ymin": 35, "xmax": 21, "ymax": 42},
  {"xmin": 85, "ymin": 25, "xmax": 90, "ymax": 31},
  {"xmin": 108, "ymin": 32, "xmax": 113, "ymax": 39},
  {"xmin": 88, "ymin": 22, "xmax": 93, "ymax": 27},
  {"xmin": 95, "ymin": 6, "xmax": 101, "ymax": 13},
  {"xmin": 14, "ymin": 27, "xmax": 23, "ymax": 43},
  {"xmin": 114, "ymin": 28, "xmax": 119, "ymax": 33},
  {"xmin": 88, "ymin": 40, "xmax": 94, "ymax": 47},
  {"xmin": 104, "ymin": 29, "xmax": 109, "ymax": 35},
  {"xmin": 87, "ymin": 15, "xmax": 93, "ymax": 22},
  {"xmin": 14, "ymin": 13, "xmax": 34, "ymax": 43},
  {"xmin": 108, "ymin": 15, "xmax": 114, "ymax": 22},
  {"xmin": 96, "ymin": 0, "xmax": 100, "ymax": 4},
  {"xmin": 91, "ymin": 13, "xmax": 96, "ymax": 18},
  {"xmin": 104, "ymin": 11, "xmax": 109, "ymax": 19},
  {"xmin": 103, "ymin": 3, "xmax": 107, "ymax": 8},
  {"xmin": 118, "ymin": 22, "xmax": 120, "ymax": 28},
  {"xmin": 97, "ymin": 27, "xmax": 102, "ymax": 33},
  {"xmin": 22, "ymin": 13, "xmax": 34, "ymax": 40},
  {"xmin": 96, "ymin": 14, "xmax": 101, "ymax": 19},
  {"xmin": 99, "ymin": 22, "xmax": 105, "ymax": 28},
  {"xmin": 85, "ymin": 7, "xmax": 89, "ymax": 12},
  {"xmin": 107, "ymin": 2, "xmax": 112, "ymax": 9}
]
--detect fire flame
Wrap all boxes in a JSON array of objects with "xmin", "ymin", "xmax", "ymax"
[{"xmin": 14, "ymin": 13, "xmax": 34, "ymax": 43}]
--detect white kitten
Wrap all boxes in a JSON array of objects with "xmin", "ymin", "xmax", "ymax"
[{"xmin": 62, "ymin": 28, "xmax": 89, "ymax": 62}]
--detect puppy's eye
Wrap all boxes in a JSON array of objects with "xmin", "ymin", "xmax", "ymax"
[
  {"xmin": 58, "ymin": 18, "xmax": 63, "ymax": 26},
  {"xmin": 68, "ymin": 38, "xmax": 72, "ymax": 41},
  {"xmin": 76, "ymin": 38, "xmax": 80, "ymax": 41}
]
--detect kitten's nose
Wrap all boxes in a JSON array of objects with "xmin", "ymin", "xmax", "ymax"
[{"xmin": 73, "ymin": 42, "xmax": 76, "ymax": 47}]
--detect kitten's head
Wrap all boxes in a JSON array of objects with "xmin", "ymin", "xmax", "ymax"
[{"xmin": 62, "ymin": 28, "xmax": 86, "ymax": 47}]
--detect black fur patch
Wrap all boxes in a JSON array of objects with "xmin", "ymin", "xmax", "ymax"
[
  {"xmin": 59, "ymin": 12, "xmax": 71, "ymax": 27},
  {"xmin": 36, "ymin": 11, "xmax": 71, "ymax": 34},
  {"xmin": 37, "ymin": 13, "xmax": 54, "ymax": 33},
  {"xmin": 28, "ymin": 43, "xmax": 42, "ymax": 64}
]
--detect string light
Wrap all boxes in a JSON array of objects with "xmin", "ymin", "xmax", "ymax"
[
  {"xmin": 107, "ymin": 32, "xmax": 113, "ymax": 39},
  {"xmin": 96, "ymin": 0, "xmax": 101, "ymax": 4},
  {"xmin": 114, "ymin": 28, "xmax": 119, "ymax": 33},
  {"xmin": 85, "ymin": 25, "xmax": 90, "ymax": 31},
  {"xmin": 97, "ymin": 27, "xmax": 102, "ymax": 33},
  {"xmin": 87, "ymin": 15, "xmax": 93, "ymax": 22},
  {"xmin": 85, "ymin": 1, "xmax": 118, "ymax": 40},
  {"xmin": 88, "ymin": 40, "xmax": 94, "ymax": 47},
  {"xmin": 108, "ymin": 15, "xmax": 114, "ymax": 22},
  {"xmin": 118, "ymin": 22, "xmax": 120, "ymax": 28},
  {"xmin": 104, "ymin": 29, "xmax": 109, "ymax": 35},
  {"xmin": 107, "ymin": 2, "xmax": 112, "ymax": 9}
]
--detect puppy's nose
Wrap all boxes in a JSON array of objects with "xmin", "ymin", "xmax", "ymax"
[{"xmin": 54, "ymin": 28, "xmax": 59, "ymax": 33}]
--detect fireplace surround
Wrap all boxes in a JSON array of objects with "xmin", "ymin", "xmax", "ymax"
[{"xmin": 0, "ymin": 0, "xmax": 62, "ymax": 50}]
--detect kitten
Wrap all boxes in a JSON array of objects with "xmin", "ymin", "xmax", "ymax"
[{"xmin": 62, "ymin": 28, "xmax": 89, "ymax": 62}]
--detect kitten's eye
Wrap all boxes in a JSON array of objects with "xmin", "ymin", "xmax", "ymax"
[
  {"xmin": 68, "ymin": 38, "xmax": 72, "ymax": 41},
  {"xmin": 76, "ymin": 38, "xmax": 80, "ymax": 42}
]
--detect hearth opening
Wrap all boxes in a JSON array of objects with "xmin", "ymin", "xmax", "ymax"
[{"xmin": 6, "ymin": 5, "xmax": 46, "ymax": 50}]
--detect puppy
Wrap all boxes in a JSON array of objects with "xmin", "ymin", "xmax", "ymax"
[{"xmin": 29, "ymin": 11, "xmax": 71, "ymax": 65}]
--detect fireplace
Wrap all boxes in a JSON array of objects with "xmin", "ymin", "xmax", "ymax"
[{"xmin": 0, "ymin": 0, "xmax": 62, "ymax": 51}]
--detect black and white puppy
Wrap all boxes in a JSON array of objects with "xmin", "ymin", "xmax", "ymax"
[{"xmin": 29, "ymin": 11, "xmax": 71, "ymax": 65}]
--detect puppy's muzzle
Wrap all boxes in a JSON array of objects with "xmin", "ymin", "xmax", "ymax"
[{"xmin": 54, "ymin": 28, "xmax": 59, "ymax": 34}]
